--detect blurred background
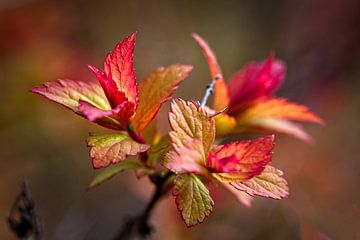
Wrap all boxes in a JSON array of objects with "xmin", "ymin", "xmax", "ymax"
[{"xmin": 0, "ymin": 0, "xmax": 359, "ymax": 239}]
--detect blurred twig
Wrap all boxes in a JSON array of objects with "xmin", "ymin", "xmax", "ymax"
[
  {"xmin": 8, "ymin": 181, "xmax": 42, "ymax": 240},
  {"xmin": 113, "ymin": 172, "xmax": 172, "ymax": 240}
]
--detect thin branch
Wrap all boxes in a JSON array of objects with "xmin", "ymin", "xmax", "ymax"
[
  {"xmin": 200, "ymin": 74, "xmax": 221, "ymax": 107},
  {"xmin": 113, "ymin": 172, "xmax": 173, "ymax": 240}
]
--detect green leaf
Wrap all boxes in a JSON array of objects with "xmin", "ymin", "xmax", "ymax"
[
  {"xmin": 87, "ymin": 160, "xmax": 144, "ymax": 190},
  {"xmin": 173, "ymin": 174, "xmax": 214, "ymax": 226},
  {"xmin": 87, "ymin": 133, "xmax": 150, "ymax": 169}
]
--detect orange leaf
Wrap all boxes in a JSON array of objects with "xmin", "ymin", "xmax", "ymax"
[
  {"xmin": 238, "ymin": 98, "xmax": 324, "ymax": 124},
  {"xmin": 168, "ymin": 99, "xmax": 215, "ymax": 161},
  {"xmin": 192, "ymin": 33, "xmax": 229, "ymax": 110},
  {"xmin": 132, "ymin": 64, "xmax": 193, "ymax": 133}
]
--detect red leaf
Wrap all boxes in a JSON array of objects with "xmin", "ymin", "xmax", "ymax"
[
  {"xmin": 228, "ymin": 54, "xmax": 285, "ymax": 112},
  {"xmin": 78, "ymin": 100, "xmax": 135, "ymax": 128},
  {"xmin": 88, "ymin": 32, "xmax": 138, "ymax": 119},
  {"xmin": 210, "ymin": 135, "xmax": 274, "ymax": 181}
]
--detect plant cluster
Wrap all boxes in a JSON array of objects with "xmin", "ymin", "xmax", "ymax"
[{"xmin": 31, "ymin": 32, "xmax": 323, "ymax": 229}]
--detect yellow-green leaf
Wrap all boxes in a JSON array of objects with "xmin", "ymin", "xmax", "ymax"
[
  {"xmin": 231, "ymin": 165, "xmax": 289, "ymax": 199},
  {"xmin": 169, "ymin": 99, "xmax": 215, "ymax": 161},
  {"xmin": 87, "ymin": 160, "xmax": 145, "ymax": 190},
  {"xmin": 87, "ymin": 133, "xmax": 150, "ymax": 169},
  {"xmin": 173, "ymin": 174, "xmax": 214, "ymax": 226}
]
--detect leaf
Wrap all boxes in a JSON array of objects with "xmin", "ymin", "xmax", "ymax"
[
  {"xmin": 231, "ymin": 165, "xmax": 289, "ymax": 199},
  {"xmin": 164, "ymin": 140, "xmax": 209, "ymax": 176},
  {"xmin": 173, "ymin": 174, "xmax": 214, "ymax": 227},
  {"xmin": 87, "ymin": 160, "xmax": 144, "ymax": 189},
  {"xmin": 87, "ymin": 133, "xmax": 150, "ymax": 169},
  {"xmin": 169, "ymin": 99, "xmax": 215, "ymax": 161},
  {"xmin": 78, "ymin": 99, "xmax": 136, "ymax": 129},
  {"xmin": 238, "ymin": 98, "xmax": 324, "ymax": 124},
  {"xmin": 241, "ymin": 118, "xmax": 313, "ymax": 143},
  {"xmin": 192, "ymin": 33, "xmax": 229, "ymax": 110},
  {"xmin": 31, "ymin": 79, "xmax": 123, "ymax": 129},
  {"xmin": 210, "ymin": 135, "xmax": 274, "ymax": 182},
  {"xmin": 31, "ymin": 79, "xmax": 109, "ymax": 112},
  {"xmin": 228, "ymin": 54, "xmax": 285, "ymax": 109},
  {"xmin": 132, "ymin": 64, "xmax": 193, "ymax": 133},
  {"xmin": 89, "ymin": 32, "xmax": 138, "ymax": 109}
]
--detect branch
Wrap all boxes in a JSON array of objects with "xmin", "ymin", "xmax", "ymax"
[
  {"xmin": 113, "ymin": 172, "xmax": 173, "ymax": 240},
  {"xmin": 200, "ymin": 74, "xmax": 221, "ymax": 107},
  {"xmin": 8, "ymin": 181, "xmax": 42, "ymax": 240}
]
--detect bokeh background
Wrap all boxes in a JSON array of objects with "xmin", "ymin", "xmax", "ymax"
[{"xmin": 0, "ymin": 0, "xmax": 359, "ymax": 239}]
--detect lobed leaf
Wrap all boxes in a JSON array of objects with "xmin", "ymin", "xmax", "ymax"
[
  {"xmin": 87, "ymin": 133, "xmax": 149, "ymax": 169},
  {"xmin": 192, "ymin": 33, "xmax": 229, "ymax": 110},
  {"xmin": 132, "ymin": 64, "xmax": 193, "ymax": 133},
  {"xmin": 173, "ymin": 174, "xmax": 214, "ymax": 227},
  {"xmin": 87, "ymin": 160, "xmax": 145, "ymax": 190},
  {"xmin": 169, "ymin": 99, "xmax": 215, "ymax": 161},
  {"xmin": 231, "ymin": 165, "xmax": 289, "ymax": 199}
]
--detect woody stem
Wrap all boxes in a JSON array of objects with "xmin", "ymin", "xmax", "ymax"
[{"xmin": 113, "ymin": 172, "xmax": 173, "ymax": 240}]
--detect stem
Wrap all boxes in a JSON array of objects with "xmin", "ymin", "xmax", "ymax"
[
  {"xmin": 200, "ymin": 74, "xmax": 221, "ymax": 107},
  {"xmin": 116, "ymin": 76, "xmax": 219, "ymax": 239},
  {"xmin": 127, "ymin": 128, "xmax": 148, "ymax": 162},
  {"xmin": 113, "ymin": 172, "xmax": 173, "ymax": 240}
]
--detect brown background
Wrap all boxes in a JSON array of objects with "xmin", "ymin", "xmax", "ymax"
[{"xmin": 0, "ymin": 0, "xmax": 359, "ymax": 239}]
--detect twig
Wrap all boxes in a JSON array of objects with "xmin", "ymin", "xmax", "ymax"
[
  {"xmin": 200, "ymin": 74, "xmax": 221, "ymax": 107},
  {"xmin": 113, "ymin": 172, "xmax": 172, "ymax": 240},
  {"xmin": 8, "ymin": 181, "xmax": 42, "ymax": 240}
]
